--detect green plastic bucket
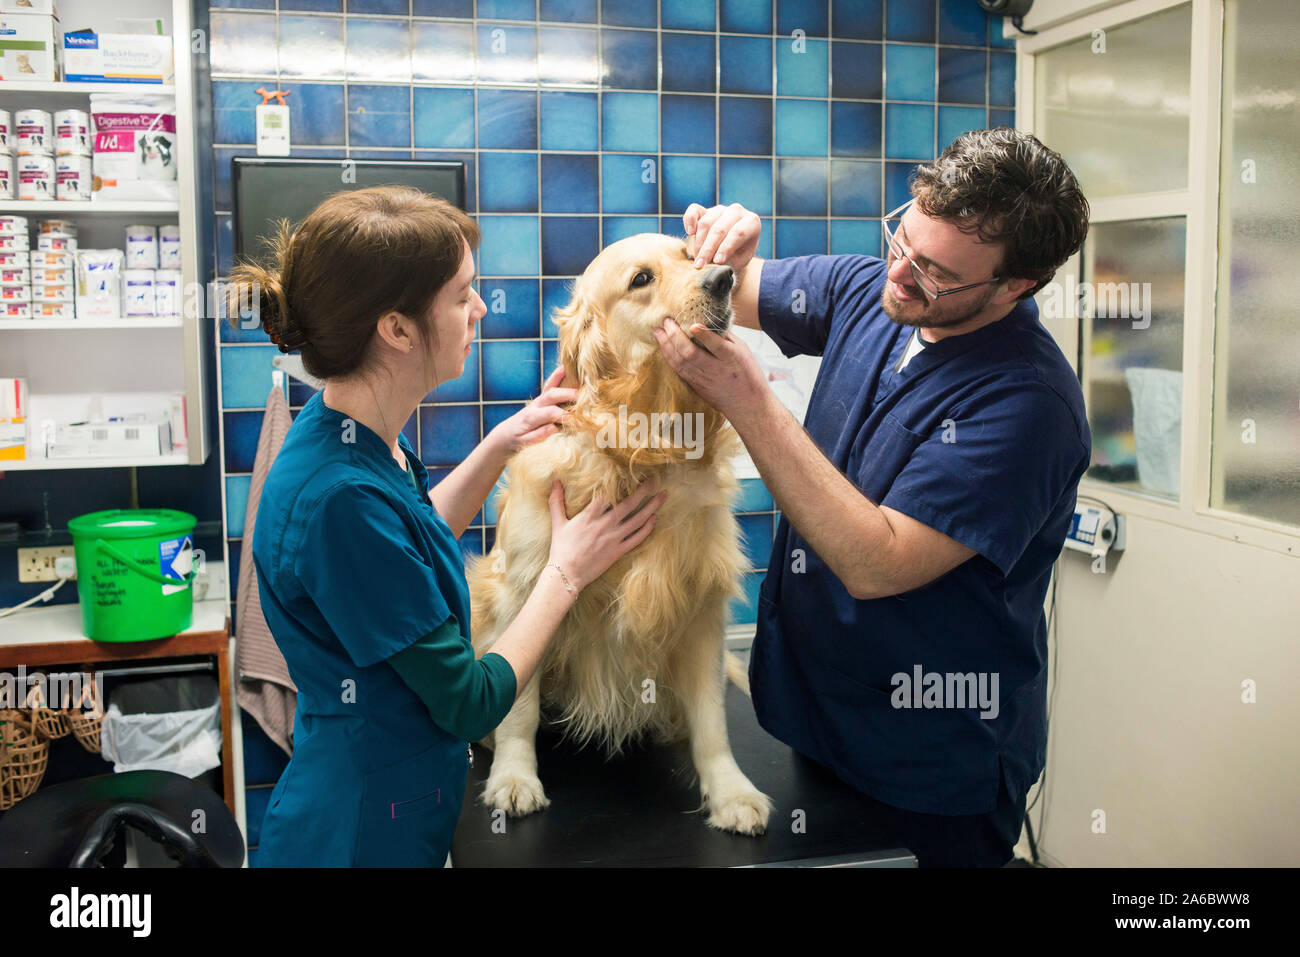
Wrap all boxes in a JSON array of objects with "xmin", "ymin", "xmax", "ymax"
[{"xmin": 68, "ymin": 509, "xmax": 198, "ymax": 642}]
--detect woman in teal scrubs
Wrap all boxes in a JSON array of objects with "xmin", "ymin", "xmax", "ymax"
[{"xmin": 230, "ymin": 187, "xmax": 664, "ymax": 867}]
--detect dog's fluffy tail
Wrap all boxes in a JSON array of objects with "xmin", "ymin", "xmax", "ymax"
[{"xmin": 725, "ymin": 650, "xmax": 750, "ymax": 696}]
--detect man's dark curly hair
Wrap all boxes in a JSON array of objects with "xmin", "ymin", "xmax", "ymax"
[{"xmin": 910, "ymin": 127, "xmax": 1089, "ymax": 300}]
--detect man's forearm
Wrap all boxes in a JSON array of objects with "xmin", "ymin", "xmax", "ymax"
[
  {"xmin": 730, "ymin": 392, "xmax": 901, "ymax": 599},
  {"xmin": 429, "ymin": 433, "xmax": 510, "ymax": 538}
]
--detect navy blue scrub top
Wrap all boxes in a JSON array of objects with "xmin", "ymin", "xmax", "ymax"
[
  {"xmin": 251, "ymin": 391, "xmax": 490, "ymax": 866},
  {"xmin": 751, "ymin": 254, "xmax": 1091, "ymax": 816}
]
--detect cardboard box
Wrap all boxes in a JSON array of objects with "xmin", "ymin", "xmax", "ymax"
[
  {"xmin": 0, "ymin": 12, "xmax": 58, "ymax": 82},
  {"xmin": 62, "ymin": 30, "xmax": 173, "ymax": 85},
  {"xmin": 46, "ymin": 418, "xmax": 172, "ymax": 459},
  {"xmin": 0, "ymin": 2, "xmax": 58, "ymax": 16}
]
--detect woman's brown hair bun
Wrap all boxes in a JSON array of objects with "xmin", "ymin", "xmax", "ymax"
[{"xmin": 226, "ymin": 219, "xmax": 304, "ymax": 354}]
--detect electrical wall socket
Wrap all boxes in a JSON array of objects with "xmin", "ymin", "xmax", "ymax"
[{"xmin": 17, "ymin": 546, "xmax": 76, "ymax": 583}]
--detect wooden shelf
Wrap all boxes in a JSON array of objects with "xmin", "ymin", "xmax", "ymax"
[
  {"xmin": 0, "ymin": 451, "xmax": 191, "ymax": 472},
  {"xmin": 0, "ymin": 81, "xmax": 176, "ymax": 96},
  {"xmin": 0, "ymin": 317, "xmax": 184, "ymax": 330},
  {"xmin": 0, "ymin": 200, "xmax": 179, "ymax": 214}
]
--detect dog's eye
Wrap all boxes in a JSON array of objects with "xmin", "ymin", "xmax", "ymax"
[{"xmin": 630, "ymin": 270, "xmax": 653, "ymax": 289}]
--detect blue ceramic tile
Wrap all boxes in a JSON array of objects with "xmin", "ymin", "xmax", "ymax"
[
  {"xmin": 830, "ymin": 218, "xmax": 880, "ymax": 256},
  {"xmin": 224, "ymin": 475, "xmax": 251, "ymax": 538},
  {"xmin": 209, "ymin": 12, "xmax": 277, "ymax": 77},
  {"xmin": 540, "ymin": 91, "xmax": 597, "ymax": 150},
  {"xmin": 542, "ymin": 217, "xmax": 599, "ymax": 275},
  {"xmin": 348, "ymin": 0, "xmax": 405, "ymax": 12},
  {"xmin": 777, "ymin": 37, "xmax": 828, "ymax": 97},
  {"xmin": 283, "ymin": 84, "xmax": 346, "ymax": 145},
  {"xmin": 482, "ymin": 341, "xmax": 542, "ymax": 400},
  {"xmin": 480, "ymin": 279, "xmax": 540, "ymax": 338},
  {"xmin": 214, "ymin": 0, "xmax": 274, "ymax": 6},
  {"xmin": 413, "ymin": 88, "xmax": 475, "ymax": 148},
  {"xmin": 278, "ymin": 15, "xmax": 344, "ymax": 78},
  {"xmin": 221, "ymin": 345, "xmax": 280, "ymax": 408},
  {"xmin": 661, "ymin": 155, "xmax": 716, "ymax": 215},
  {"xmin": 479, "ymin": 152, "xmax": 538, "ymax": 212},
  {"xmin": 429, "ymin": 342, "xmax": 480, "ymax": 402},
  {"xmin": 738, "ymin": 513, "xmax": 775, "ymax": 568},
  {"xmin": 735, "ymin": 478, "xmax": 773, "ymax": 512},
  {"xmin": 938, "ymin": 105, "xmax": 986, "ymax": 149},
  {"xmin": 602, "ymin": 215, "xmax": 659, "ymax": 245},
  {"xmin": 419, "ymin": 405, "xmax": 480, "ymax": 467},
  {"xmin": 601, "ymin": 0, "xmax": 655, "ymax": 28},
  {"xmin": 212, "ymin": 79, "xmax": 263, "ymax": 143},
  {"xmin": 774, "ymin": 98, "xmax": 828, "ymax": 156},
  {"xmin": 755, "ymin": 219, "xmax": 774, "ymax": 258},
  {"xmin": 542, "ymin": 278, "xmax": 574, "ymax": 333},
  {"xmin": 720, "ymin": 36, "xmax": 772, "ymax": 95},
  {"xmin": 830, "ymin": 159, "xmax": 881, "ymax": 216},
  {"xmin": 719, "ymin": 96, "xmax": 772, "ymax": 155},
  {"xmin": 411, "ymin": 149, "xmax": 477, "ymax": 211},
  {"xmin": 223, "ymin": 409, "xmax": 261, "ymax": 475},
  {"xmin": 539, "ymin": 27, "xmax": 599, "ymax": 85},
  {"xmin": 601, "ymin": 154, "xmax": 658, "ymax": 213},
  {"xmin": 939, "ymin": 0, "xmax": 989, "ymax": 45},
  {"xmin": 281, "ymin": 0, "xmax": 342, "ymax": 10},
  {"xmin": 729, "ymin": 571, "xmax": 763, "ymax": 625},
  {"xmin": 460, "ymin": 529, "xmax": 485, "ymax": 558},
  {"xmin": 347, "ymin": 147, "xmax": 414, "ymax": 159},
  {"xmin": 346, "ymin": 18, "xmax": 411, "ymax": 83},
  {"xmin": 990, "ymin": 108, "xmax": 1014, "ymax": 129},
  {"xmin": 216, "ymin": 216, "xmax": 243, "ymax": 296},
  {"xmin": 775, "ymin": 218, "xmax": 827, "ymax": 257},
  {"xmin": 778, "ymin": 0, "xmax": 829, "ymax": 38},
  {"xmin": 287, "ymin": 379, "xmax": 318, "ymax": 406},
  {"xmin": 477, "ymin": 89, "xmax": 538, "ymax": 149},
  {"xmin": 938, "ymin": 47, "xmax": 986, "ymax": 104},
  {"xmin": 719, "ymin": 157, "xmax": 773, "ymax": 214},
  {"xmin": 401, "ymin": 413, "xmax": 421, "ymax": 453},
  {"xmin": 241, "ymin": 712, "xmax": 289, "ymax": 785},
  {"xmin": 885, "ymin": 160, "xmax": 918, "ymax": 211},
  {"xmin": 540, "ymin": 0, "xmax": 597, "ymax": 23},
  {"xmin": 601, "ymin": 92, "xmax": 658, "ymax": 151},
  {"xmin": 661, "ymin": 95, "xmax": 715, "ymax": 153},
  {"xmin": 662, "ymin": 33, "xmax": 716, "ymax": 93},
  {"xmin": 989, "ymin": 17, "xmax": 1016, "ymax": 49},
  {"xmin": 414, "ymin": 0, "xmax": 473, "ymax": 15},
  {"xmin": 832, "ymin": 0, "xmax": 884, "ymax": 40},
  {"xmin": 886, "ymin": 0, "xmax": 936, "ymax": 42},
  {"xmin": 413, "ymin": 22, "xmax": 474, "ymax": 82},
  {"xmin": 542, "ymin": 340, "xmax": 561, "ymax": 376},
  {"xmin": 663, "ymin": 0, "xmax": 715, "ymax": 31},
  {"xmin": 990, "ymin": 51, "xmax": 1015, "ymax": 107},
  {"xmin": 227, "ymin": 540, "xmax": 241, "ymax": 600},
  {"xmin": 479, "ymin": 0, "xmax": 537, "ymax": 19},
  {"xmin": 600, "ymin": 29, "xmax": 657, "ymax": 90},
  {"xmin": 347, "ymin": 84, "xmax": 411, "ymax": 148},
  {"xmin": 478, "ymin": 24, "xmax": 537, "ymax": 84},
  {"xmin": 213, "ymin": 148, "xmax": 242, "ymax": 211},
  {"xmin": 886, "ymin": 43, "xmax": 936, "ymax": 101},
  {"xmin": 776, "ymin": 158, "xmax": 827, "ymax": 216},
  {"xmin": 479, "ymin": 215, "xmax": 541, "ymax": 275},
  {"xmin": 721, "ymin": 0, "xmax": 771, "ymax": 34},
  {"xmin": 885, "ymin": 103, "xmax": 934, "ymax": 159},
  {"xmin": 482, "ymin": 408, "xmax": 524, "ymax": 449},
  {"xmin": 541, "ymin": 154, "xmax": 599, "ymax": 212},
  {"xmin": 832, "ymin": 40, "xmax": 882, "ymax": 99}
]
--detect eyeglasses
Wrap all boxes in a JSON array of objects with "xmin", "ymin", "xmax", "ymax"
[{"xmin": 880, "ymin": 199, "xmax": 1004, "ymax": 300}]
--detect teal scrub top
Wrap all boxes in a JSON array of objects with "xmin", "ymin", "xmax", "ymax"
[{"xmin": 250, "ymin": 391, "xmax": 513, "ymax": 867}]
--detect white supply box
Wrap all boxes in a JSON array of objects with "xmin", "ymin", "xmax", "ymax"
[
  {"xmin": 0, "ymin": 12, "xmax": 58, "ymax": 82},
  {"xmin": 0, "ymin": 3, "xmax": 60, "ymax": 15},
  {"xmin": 46, "ymin": 418, "xmax": 172, "ymax": 459},
  {"xmin": 1, "ymin": 376, "xmax": 27, "ymax": 462},
  {"xmin": 62, "ymin": 30, "xmax": 173, "ymax": 85}
]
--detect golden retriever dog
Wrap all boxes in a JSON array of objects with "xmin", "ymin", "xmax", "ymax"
[{"xmin": 467, "ymin": 233, "xmax": 772, "ymax": 835}]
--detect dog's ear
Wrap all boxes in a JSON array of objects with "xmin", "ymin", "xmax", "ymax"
[{"xmin": 555, "ymin": 292, "xmax": 616, "ymax": 389}]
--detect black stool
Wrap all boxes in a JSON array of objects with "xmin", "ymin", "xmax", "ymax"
[{"xmin": 0, "ymin": 769, "xmax": 245, "ymax": 868}]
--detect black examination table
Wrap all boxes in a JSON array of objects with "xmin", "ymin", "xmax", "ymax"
[{"xmin": 451, "ymin": 682, "xmax": 917, "ymax": 867}]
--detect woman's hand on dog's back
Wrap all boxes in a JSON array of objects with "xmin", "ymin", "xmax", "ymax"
[{"xmin": 547, "ymin": 480, "xmax": 667, "ymax": 593}]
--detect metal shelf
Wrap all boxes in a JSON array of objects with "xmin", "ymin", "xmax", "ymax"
[
  {"xmin": 0, "ymin": 81, "xmax": 176, "ymax": 96},
  {"xmin": 0, "ymin": 200, "xmax": 179, "ymax": 214},
  {"xmin": 0, "ymin": 317, "xmax": 184, "ymax": 330}
]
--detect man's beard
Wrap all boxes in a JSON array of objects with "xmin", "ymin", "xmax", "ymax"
[{"xmin": 881, "ymin": 279, "xmax": 996, "ymax": 330}]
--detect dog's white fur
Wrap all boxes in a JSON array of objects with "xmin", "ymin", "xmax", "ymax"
[{"xmin": 468, "ymin": 234, "xmax": 772, "ymax": 835}]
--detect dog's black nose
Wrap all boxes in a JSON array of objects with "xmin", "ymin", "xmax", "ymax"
[{"xmin": 701, "ymin": 265, "xmax": 734, "ymax": 298}]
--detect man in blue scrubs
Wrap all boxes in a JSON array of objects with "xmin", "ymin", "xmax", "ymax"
[{"xmin": 654, "ymin": 129, "xmax": 1091, "ymax": 866}]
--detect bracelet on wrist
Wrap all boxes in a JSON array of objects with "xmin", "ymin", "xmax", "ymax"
[{"xmin": 546, "ymin": 561, "xmax": 579, "ymax": 598}]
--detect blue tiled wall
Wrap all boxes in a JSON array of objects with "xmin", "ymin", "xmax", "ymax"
[{"xmin": 206, "ymin": 0, "xmax": 1016, "ymax": 856}]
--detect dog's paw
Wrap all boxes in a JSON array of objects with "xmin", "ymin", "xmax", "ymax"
[
  {"xmin": 483, "ymin": 769, "xmax": 551, "ymax": 817},
  {"xmin": 706, "ymin": 787, "xmax": 773, "ymax": 836}
]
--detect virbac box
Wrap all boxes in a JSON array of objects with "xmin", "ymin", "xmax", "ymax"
[{"xmin": 63, "ymin": 31, "xmax": 173, "ymax": 85}]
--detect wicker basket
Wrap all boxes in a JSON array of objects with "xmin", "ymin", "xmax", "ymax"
[
  {"xmin": 0, "ymin": 709, "xmax": 50, "ymax": 812},
  {"xmin": 24, "ymin": 681, "xmax": 70, "ymax": 741},
  {"xmin": 63, "ymin": 680, "xmax": 104, "ymax": 755}
]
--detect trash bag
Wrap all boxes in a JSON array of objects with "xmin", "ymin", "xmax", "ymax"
[{"xmin": 99, "ymin": 674, "xmax": 222, "ymax": 778}]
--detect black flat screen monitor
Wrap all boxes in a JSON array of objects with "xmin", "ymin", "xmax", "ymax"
[{"xmin": 231, "ymin": 157, "xmax": 466, "ymax": 262}]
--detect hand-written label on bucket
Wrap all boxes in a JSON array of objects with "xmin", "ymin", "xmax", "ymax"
[
  {"xmin": 93, "ymin": 557, "xmax": 127, "ymax": 606},
  {"xmin": 158, "ymin": 535, "xmax": 193, "ymax": 597}
]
